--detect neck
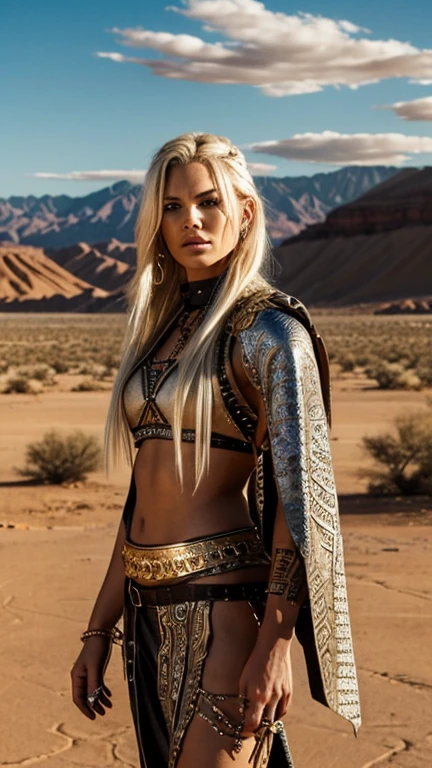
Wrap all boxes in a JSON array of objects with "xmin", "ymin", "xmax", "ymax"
[
  {"xmin": 180, "ymin": 266, "xmax": 229, "ymax": 308},
  {"xmin": 183, "ymin": 254, "xmax": 231, "ymax": 284}
]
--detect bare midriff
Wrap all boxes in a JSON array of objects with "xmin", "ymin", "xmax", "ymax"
[{"xmin": 128, "ymin": 438, "xmax": 270, "ymax": 586}]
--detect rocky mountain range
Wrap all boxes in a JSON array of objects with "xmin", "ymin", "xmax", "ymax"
[
  {"xmin": 0, "ymin": 166, "xmax": 430, "ymax": 311},
  {"xmin": 0, "ymin": 242, "xmax": 128, "ymax": 312},
  {"xmin": 275, "ymin": 167, "xmax": 432, "ymax": 307},
  {"xmin": 0, "ymin": 166, "xmax": 400, "ymax": 248}
]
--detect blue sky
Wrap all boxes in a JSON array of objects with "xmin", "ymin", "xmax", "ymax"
[{"xmin": 1, "ymin": 0, "xmax": 431, "ymax": 197}]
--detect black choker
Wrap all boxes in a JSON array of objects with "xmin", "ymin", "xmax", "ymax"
[{"xmin": 180, "ymin": 270, "xmax": 228, "ymax": 308}]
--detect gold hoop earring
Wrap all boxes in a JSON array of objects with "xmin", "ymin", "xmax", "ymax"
[
  {"xmin": 239, "ymin": 221, "xmax": 249, "ymax": 241},
  {"xmin": 153, "ymin": 253, "xmax": 165, "ymax": 285}
]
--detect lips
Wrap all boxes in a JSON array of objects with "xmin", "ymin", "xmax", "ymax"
[{"xmin": 182, "ymin": 237, "xmax": 210, "ymax": 246}]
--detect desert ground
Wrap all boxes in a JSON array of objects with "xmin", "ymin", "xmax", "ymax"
[{"xmin": 0, "ymin": 313, "xmax": 431, "ymax": 768}]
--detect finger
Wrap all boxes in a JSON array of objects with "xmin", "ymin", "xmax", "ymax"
[
  {"xmin": 90, "ymin": 699, "xmax": 106, "ymax": 717},
  {"xmin": 243, "ymin": 699, "xmax": 265, "ymax": 736},
  {"xmin": 102, "ymin": 684, "xmax": 112, "ymax": 697},
  {"xmin": 276, "ymin": 692, "xmax": 291, "ymax": 720},
  {"xmin": 98, "ymin": 689, "xmax": 113, "ymax": 708},
  {"xmin": 262, "ymin": 696, "xmax": 279, "ymax": 723},
  {"xmin": 86, "ymin": 675, "xmax": 106, "ymax": 716},
  {"xmin": 71, "ymin": 671, "xmax": 96, "ymax": 720}
]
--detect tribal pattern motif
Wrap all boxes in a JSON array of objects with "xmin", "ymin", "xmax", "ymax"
[
  {"xmin": 122, "ymin": 527, "xmax": 269, "ymax": 582},
  {"xmin": 238, "ymin": 307, "xmax": 361, "ymax": 734},
  {"xmin": 268, "ymin": 547, "xmax": 306, "ymax": 605},
  {"xmin": 156, "ymin": 600, "xmax": 211, "ymax": 768}
]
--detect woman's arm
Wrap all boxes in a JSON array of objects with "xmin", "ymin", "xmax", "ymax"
[
  {"xmin": 231, "ymin": 334, "xmax": 308, "ymax": 732},
  {"xmin": 239, "ymin": 498, "xmax": 306, "ymax": 734},
  {"xmin": 71, "ymin": 517, "xmax": 126, "ymax": 720},
  {"xmin": 231, "ymin": 305, "xmax": 361, "ymax": 735},
  {"xmin": 86, "ymin": 517, "xmax": 126, "ymax": 630}
]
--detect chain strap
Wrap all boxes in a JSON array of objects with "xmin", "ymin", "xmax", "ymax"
[{"xmin": 152, "ymin": 276, "xmax": 225, "ymax": 365}]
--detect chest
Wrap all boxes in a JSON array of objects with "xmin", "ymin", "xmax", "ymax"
[{"xmin": 124, "ymin": 323, "xmax": 258, "ymax": 437}]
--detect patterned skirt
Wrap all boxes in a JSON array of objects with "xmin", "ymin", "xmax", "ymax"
[{"xmin": 122, "ymin": 573, "xmax": 295, "ymax": 768}]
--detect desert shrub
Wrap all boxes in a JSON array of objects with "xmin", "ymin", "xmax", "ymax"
[
  {"xmin": 16, "ymin": 429, "xmax": 102, "ymax": 484},
  {"xmin": 365, "ymin": 361, "xmax": 422, "ymax": 390},
  {"xmin": 314, "ymin": 316, "xmax": 432, "ymax": 384},
  {"xmin": 338, "ymin": 353, "xmax": 356, "ymax": 372},
  {"xmin": 360, "ymin": 410, "xmax": 432, "ymax": 496},
  {"xmin": 51, "ymin": 358, "xmax": 70, "ymax": 374},
  {"xmin": 102, "ymin": 351, "xmax": 120, "ymax": 371},
  {"xmin": 417, "ymin": 364, "xmax": 432, "ymax": 387},
  {"xmin": 93, "ymin": 364, "xmax": 113, "ymax": 380},
  {"xmin": 0, "ymin": 315, "xmax": 126, "ymax": 371},
  {"xmin": 24, "ymin": 364, "xmax": 56, "ymax": 382},
  {"xmin": 1, "ymin": 374, "xmax": 42, "ymax": 394},
  {"xmin": 1, "ymin": 364, "xmax": 56, "ymax": 393},
  {"xmin": 352, "ymin": 353, "xmax": 370, "ymax": 368},
  {"xmin": 72, "ymin": 378, "xmax": 104, "ymax": 392},
  {"xmin": 396, "ymin": 369, "xmax": 423, "ymax": 390},
  {"xmin": 2, "ymin": 374, "xmax": 31, "ymax": 393},
  {"xmin": 77, "ymin": 362, "xmax": 95, "ymax": 375},
  {"xmin": 76, "ymin": 363, "xmax": 111, "ymax": 380}
]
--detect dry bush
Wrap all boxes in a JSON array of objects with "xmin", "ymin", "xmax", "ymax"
[
  {"xmin": 1, "ymin": 314, "xmax": 431, "ymax": 391},
  {"xmin": 0, "ymin": 363, "xmax": 56, "ymax": 393},
  {"xmin": 360, "ymin": 410, "xmax": 432, "ymax": 496},
  {"xmin": 365, "ymin": 361, "xmax": 422, "ymax": 390},
  {"xmin": 316, "ymin": 316, "xmax": 432, "ymax": 386},
  {"xmin": 72, "ymin": 378, "xmax": 105, "ymax": 392},
  {"xmin": 51, "ymin": 358, "xmax": 70, "ymax": 374},
  {"xmin": 0, "ymin": 315, "xmax": 126, "ymax": 372},
  {"xmin": 337, "ymin": 353, "xmax": 357, "ymax": 372},
  {"xmin": 417, "ymin": 365, "xmax": 432, "ymax": 387},
  {"xmin": 16, "ymin": 429, "xmax": 102, "ymax": 484},
  {"xmin": 76, "ymin": 363, "xmax": 111, "ymax": 380},
  {"xmin": 23, "ymin": 363, "xmax": 56, "ymax": 383},
  {"xmin": 1, "ymin": 374, "xmax": 42, "ymax": 394}
]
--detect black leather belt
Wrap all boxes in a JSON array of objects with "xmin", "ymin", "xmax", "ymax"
[{"xmin": 127, "ymin": 578, "xmax": 268, "ymax": 607}]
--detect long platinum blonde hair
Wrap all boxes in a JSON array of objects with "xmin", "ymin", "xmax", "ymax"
[{"xmin": 104, "ymin": 132, "xmax": 274, "ymax": 493}]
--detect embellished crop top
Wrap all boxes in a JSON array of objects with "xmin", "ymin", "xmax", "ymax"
[{"xmin": 122, "ymin": 272, "xmax": 258, "ymax": 455}]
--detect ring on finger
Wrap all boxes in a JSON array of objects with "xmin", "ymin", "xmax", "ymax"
[
  {"xmin": 258, "ymin": 716, "xmax": 281, "ymax": 733},
  {"xmin": 87, "ymin": 685, "xmax": 103, "ymax": 708}
]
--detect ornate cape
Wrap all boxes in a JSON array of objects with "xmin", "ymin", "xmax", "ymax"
[{"xmin": 228, "ymin": 289, "xmax": 361, "ymax": 735}]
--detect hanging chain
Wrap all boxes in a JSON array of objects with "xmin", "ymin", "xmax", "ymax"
[{"xmin": 151, "ymin": 276, "xmax": 224, "ymax": 366}]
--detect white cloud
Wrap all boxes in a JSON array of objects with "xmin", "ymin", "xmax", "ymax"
[
  {"xmin": 95, "ymin": 0, "xmax": 432, "ymax": 97},
  {"xmin": 247, "ymin": 162, "xmax": 276, "ymax": 175},
  {"xmin": 377, "ymin": 96, "xmax": 432, "ymax": 121},
  {"xmin": 250, "ymin": 131, "xmax": 432, "ymax": 165},
  {"xmin": 31, "ymin": 170, "xmax": 146, "ymax": 183}
]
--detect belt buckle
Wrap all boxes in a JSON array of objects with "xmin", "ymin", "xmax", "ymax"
[{"xmin": 128, "ymin": 580, "xmax": 142, "ymax": 607}]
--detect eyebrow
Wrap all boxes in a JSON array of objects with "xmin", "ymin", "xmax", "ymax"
[{"xmin": 163, "ymin": 188, "xmax": 217, "ymax": 201}]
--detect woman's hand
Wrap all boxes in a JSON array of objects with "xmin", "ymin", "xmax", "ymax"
[
  {"xmin": 71, "ymin": 637, "xmax": 113, "ymax": 720},
  {"xmin": 238, "ymin": 623, "xmax": 293, "ymax": 735}
]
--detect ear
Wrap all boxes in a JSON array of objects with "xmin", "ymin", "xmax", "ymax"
[{"xmin": 241, "ymin": 198, "xmax": 255, "ymax": 226}]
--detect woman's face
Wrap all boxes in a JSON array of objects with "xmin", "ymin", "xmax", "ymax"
[{"xmin": 160, "ymin": 162, "xmax": 239, "ymax": 282}]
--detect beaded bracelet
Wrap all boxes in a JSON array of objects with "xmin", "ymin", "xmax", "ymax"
[{"xmin": 80, "ymin": 626, "xmax": 124, "ymax": 646}]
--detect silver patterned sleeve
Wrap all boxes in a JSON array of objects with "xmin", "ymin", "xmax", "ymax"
[{"xmin": 239, "ymin": 308, "xmax": 361, "ymax": 734}]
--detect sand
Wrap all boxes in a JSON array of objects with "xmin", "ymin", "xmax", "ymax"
[{"xmin": 1, "ymin": 378, "xmax": 431, "ymax": 767}]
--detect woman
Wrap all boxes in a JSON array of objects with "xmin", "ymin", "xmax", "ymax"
[{"xmin": 71, "ymin": 133, "xmax": 361, "ymax": 768}]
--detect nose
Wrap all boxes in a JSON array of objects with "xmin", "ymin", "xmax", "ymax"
[{"xmin": 182, "ymin": 204, "xmax": 202, "ymax": 229}]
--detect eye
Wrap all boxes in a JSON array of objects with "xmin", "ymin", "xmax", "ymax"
[
  {"xmin": 163, "ymin": 202, "xmax": 180, "ymax": 212},
  {"xmin": 201, "ymin": 198, "xmax": 219, "ymax": 207}
]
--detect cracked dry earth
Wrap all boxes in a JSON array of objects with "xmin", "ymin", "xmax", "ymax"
[{"xmin": 0, "ymin": 513, "xmax": 431, "ymax": 768}]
